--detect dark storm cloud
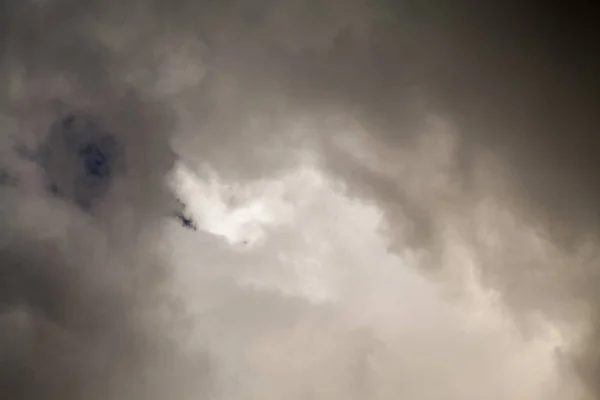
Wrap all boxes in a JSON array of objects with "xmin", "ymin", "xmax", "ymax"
[
  {"xmin": 167, "ymin": 1, "xmax": 600, "ymax": 396},
  {"xmin": 0, "ymin": 1, "xmax": 207, "ymax": 399},
  {"xmin": 1, "ymin": 0, "xmax": 600, "ymax": 398},
  {"xmin": 310, "ymin": 4, "xmax": 600, "ymax": 397}
]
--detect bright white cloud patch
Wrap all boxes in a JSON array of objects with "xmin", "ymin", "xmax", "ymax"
[{"xmin": 166, "ymin": 154, "xmax": 575, "ymax": 400}]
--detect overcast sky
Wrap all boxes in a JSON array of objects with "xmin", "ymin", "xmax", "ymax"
[{"xmin": 1, "ymin": 1, "xmax": 599, "ymax": 399}]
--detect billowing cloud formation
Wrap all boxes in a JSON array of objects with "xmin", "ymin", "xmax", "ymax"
[
  {"xmin": 1, "ymin": 0, "xmax": 600, "ymax": 399},
  {"xmin": 170, "ymin": 162, "xmax": 582, "ymax": 399}
]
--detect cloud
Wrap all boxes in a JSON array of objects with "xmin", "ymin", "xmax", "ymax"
[
  {"xmin": 169, "ymin": 162, "xmax": 579, "ymax": 399},
  {"xmin": 1, "ymin": 0, "xmax": 600, "ymax": 399}
]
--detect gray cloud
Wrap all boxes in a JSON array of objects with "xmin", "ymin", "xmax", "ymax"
[{"xmin": 1, "ymin": 0, "xmax": 600, "ymax": 399}]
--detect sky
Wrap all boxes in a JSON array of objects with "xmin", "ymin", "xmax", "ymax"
[{"xmin": 1, "ymin": 0, "xmax": 600, "ymax": 399}]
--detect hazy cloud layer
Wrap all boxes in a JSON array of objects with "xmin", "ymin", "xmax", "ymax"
[{"xmin": 1, "ymin": 0, "xmax": 600, "ymax": 399}]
